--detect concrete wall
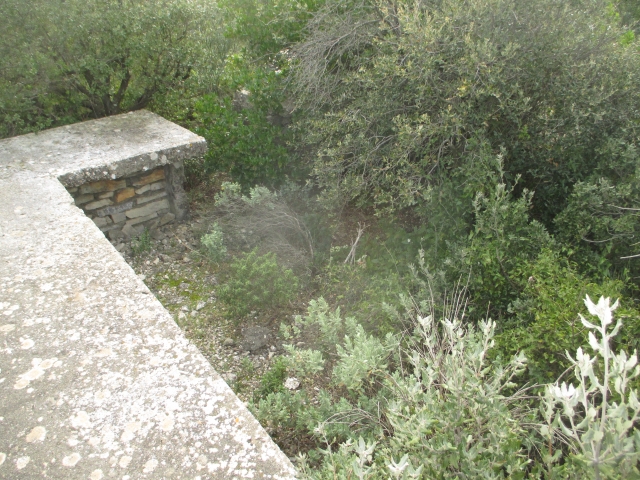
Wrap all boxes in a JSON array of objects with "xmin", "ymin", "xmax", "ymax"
[{"xmin": 0, "ymin": 111, "xmax": 296, "ymax": 479}]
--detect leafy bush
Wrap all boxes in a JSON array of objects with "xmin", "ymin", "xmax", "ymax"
[
  {"xmin": 201, "ymin": 223, "xmax": 227, "ymax": 263},
  {"xmin": 0, "ymin": 0, "xmax": 225, "ymax": 138},
  {"xmin": 492, "ymin": 249, "xmax": 640, "ymax": 385},
  {"xmin": 254, "ymin": 288, "xmax": 640, "ymax": 478},
  {"xmin": 255, "ymin": 356, "xmax": 288, "ymax": 400},
  {"xmin": 293, "ymin": 0, "xmax": 640, "ymax": 227},
  {"xmin": 131, "ymin": 228, "xmax": 152, "ymax": 256},
  {"xmin": 254, "ymin": 294, "xmax": 533, "ymax": 478},
  {"xmin": 195, "ymin": 57, "xmax": 294, "ymax": 186},
  {"xmin": 555, "ymin": 177, "xmax": 640, "ymax": 280},
  {"xmin": 463, "ymin": 179, "xmax": 554, "ymax": 319},
  {"xmin": 219, "ymin": 249, "xmax": 299, "ymax": 317}
]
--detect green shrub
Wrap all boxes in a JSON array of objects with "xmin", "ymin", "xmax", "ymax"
[
  {"xmin": 254, "ymin": 295, "xmax": 533, "ymax": 478},
  {"xmin": 131, "ymin": 228, "xmax": 152, "ymax": 256},
  {"xmin": 201, "ymin": 223, "xmax": 227, "ymax": 263},
  {"xmin": 294, "ymin": 0, "xmax": 640, "ymax": 226},
  {"xmin": 212, "ymin": 182, "xmax": 316, "ymax": 274},
  {"xmin": 255, "ymin": 356, "xmax": 288, "ymax": 400},
  {"xmin": 492, "ymin": 249, "xmax": 637, "ymax": 385},
  {"xmin": 0, "ymin": 0, "xmax": 225, "ymax": 138},
  {"xmin": 195, "ymin": 57, "xmax": 294, "ymax": 187},
  {"xmin": 219, "ymin": 249, "xmax": 299, "ymax": 317},
  {"xmin": 254, "ymin": 288, "xmax": 640, "ymax": 477}
]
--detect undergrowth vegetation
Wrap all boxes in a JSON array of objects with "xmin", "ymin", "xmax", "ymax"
[{"xmin": 6, "ymin": 0, "xmax": 640, "ymax": 476}]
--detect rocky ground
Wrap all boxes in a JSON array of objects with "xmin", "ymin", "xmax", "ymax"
[{"xmin": 113, "ymin": 216, "xmax": 290, "ymax": 405}]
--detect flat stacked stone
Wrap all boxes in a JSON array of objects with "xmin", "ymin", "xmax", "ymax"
[{"xmin": 68, "ymin": 164, "xmax": 185, "ymax": 241}]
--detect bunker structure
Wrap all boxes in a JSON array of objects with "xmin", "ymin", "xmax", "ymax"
[{"xmin": 0, "ymin": 111, "xmax": 296, "ymax": 479}]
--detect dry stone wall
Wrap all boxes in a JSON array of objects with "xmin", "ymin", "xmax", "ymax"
[{"xmin": 66, "ymin": 163, "xmax": 187, "ymax": 241}]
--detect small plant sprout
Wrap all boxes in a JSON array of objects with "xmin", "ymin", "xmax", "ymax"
[
  {"xmin": 131, "ymin": 228, "xmax": 152, "ymax": 256},
  {"xmin": 201, "ymin": 223, "xmax": 226, "ymax": 263},
  {"xmin": 543, "ymin": 295, "xmax": 640, "ymax": 479}
]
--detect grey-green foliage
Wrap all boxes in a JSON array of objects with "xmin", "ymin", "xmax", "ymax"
[
  {"xmin": 257, "ymin": 292, "xmax": 640, "ymax": 477},
  {"xmin": 255, "ymin": 295, "xmax": 532, "ymax": 478},
  {"xmin": 555, "ymin": 176, "xmax": 640, "ymax": 277},
  {"xmin": 0, "ymin": 0, "xmax": 225, "ymax": 138},
  {"xmin": 213, "ymin": 182, "xmax": 315, "ymax": 273},
  {"xmin": 542, "ymin": 296, "xmax": 640, "ymax": 479},
  {"xmin": 201, "ymin": 223, "xmax": 227, "ymax": 263},
  {"xmin": 219, "ymin": 249, "xmax": 299, "ymax": 318}
]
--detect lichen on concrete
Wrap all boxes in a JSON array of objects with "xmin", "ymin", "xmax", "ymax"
[{"xmin": 0, "ymin": 112, "xmax": 297, "ymax": 479}]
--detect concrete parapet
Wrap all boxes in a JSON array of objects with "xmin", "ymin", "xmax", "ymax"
[{"xmin": 0, "ymin": 112, "xmax": 296, "ymax": 479}]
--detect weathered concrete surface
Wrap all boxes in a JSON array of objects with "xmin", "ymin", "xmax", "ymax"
[{"xmin": 0, "ymin": 112, "xmax": 297, "ymax": 479}]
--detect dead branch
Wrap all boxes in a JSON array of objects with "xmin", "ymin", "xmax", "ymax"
[{"xmin": 344, "ymin": 222, "xmax": 367, "ymax": 265}]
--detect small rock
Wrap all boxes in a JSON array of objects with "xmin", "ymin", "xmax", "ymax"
[
  {"xmin": 153, "ymin": 257, "xmax": 160, "ymax": 265},
  {"xmin": 240, "ymin": 326, "xmax": 270, "ymax": 352},
  {"xmin": 190, "ymin": 311, "xmax": 197, "ymax": 317},
  {"xmin": 296, "ymin": 342, "xmax": 305, "ymax": 347},
  {"xmin": 196, "ymin": 301, "xmax": 206, "ymax": 311},
  {"xmin": 178, "ymin": 312, "xmax": 186, "ymax": 320},
  {"xmin": 183, "ymin": 256, "xmax": 191, "ymax": 263},
  {"xmin": 162, "ymin": 238, "xmax": 169, "ymax": 245},
  {"xmin": 179, "ymin": 282, "xmax": 189, "ymax": 291},
  {"xmin": 138, "ymin": 274, "xmax": 146, "ymax": 281},
  {"xmin": 268, "ymin": 352, "xmax": 275, "ymax": 359},
  {"xmin": 284, "ymin": 377, "xmax": 300, "ymax": 390},
  {"xmin": 181, "ymin": 305, "xmax": 189, "ymax": 312},
  {"xmin": 151, "ymin": 230, "xmax": 166, "ymax": 241},
  {"xmin": 223, "ymin": 338, "xmax": 235, "ymax": 347},
  {"xmin": 115, "ymin": 243, "xmax": 126, "ymax": 252},
  {"xmin": 270, "ymin": 345, "xmax": 276, "ymax": 352}
]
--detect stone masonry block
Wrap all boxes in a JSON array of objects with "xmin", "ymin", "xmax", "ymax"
[
  {"xmin": 126, "ymin": 212, "xmax": 158, "ymax": 226},
  {"xmin": 122, "ymin": 223, "xmax": 143, "ymax": 239},
  {"xmin": 85, "ymin": 198, "xmax": 114, "ymax": 210},
  {"xmin": 110, "ymin": 212, "xmax": 126, "ymax": 223},
  {"xmin": 114, "ymin": 187, "xmax": 135, "ymax": 203},
  {"xmin": 92, "ymin": 216, "xmax": 112, "ymax": 228},
  {"xmin": 96, "ymin": 200, "xmax": 134, "ymax": 217},
  {"xmin": 98, "ymin": 191, "xmax": 114, "ymax": 199},
  {"xmin": 137, "ymin": 191, "xmax": 167, "ymax": 205},
  {"xmin": 108, "ymin": 228, "xmax": 125, "ymax": 241},
  {"xmin": 159, "ymin": 212, "xmax": 176, "ymax": 226},
  {"xmin": 135, "ymin": 181, "xmax": 166, "ymax": 195},
  {"xmin": 133, "ymin": 169, "xmax": 165, "ymax": 187},
  {"xmin": 79, "ymin": 179, "xmax": 126, "ymax": 194},
  {"xmin": 74, "ymin": 193, "xmax": 94, "ymax": 205},
  {"xmin": 125, "ymin": 199, "xmax": 169, "ymax": 219}
]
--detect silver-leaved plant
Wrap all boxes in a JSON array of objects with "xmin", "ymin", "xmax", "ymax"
[{"xmin": 542, "ymin": 295, "xmax": 640, "ymax": 479}]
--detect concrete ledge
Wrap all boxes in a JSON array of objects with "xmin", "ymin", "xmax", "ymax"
[{"xmin": 0, "ymin": 112, "xmax": 296, "ymax": 479}]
